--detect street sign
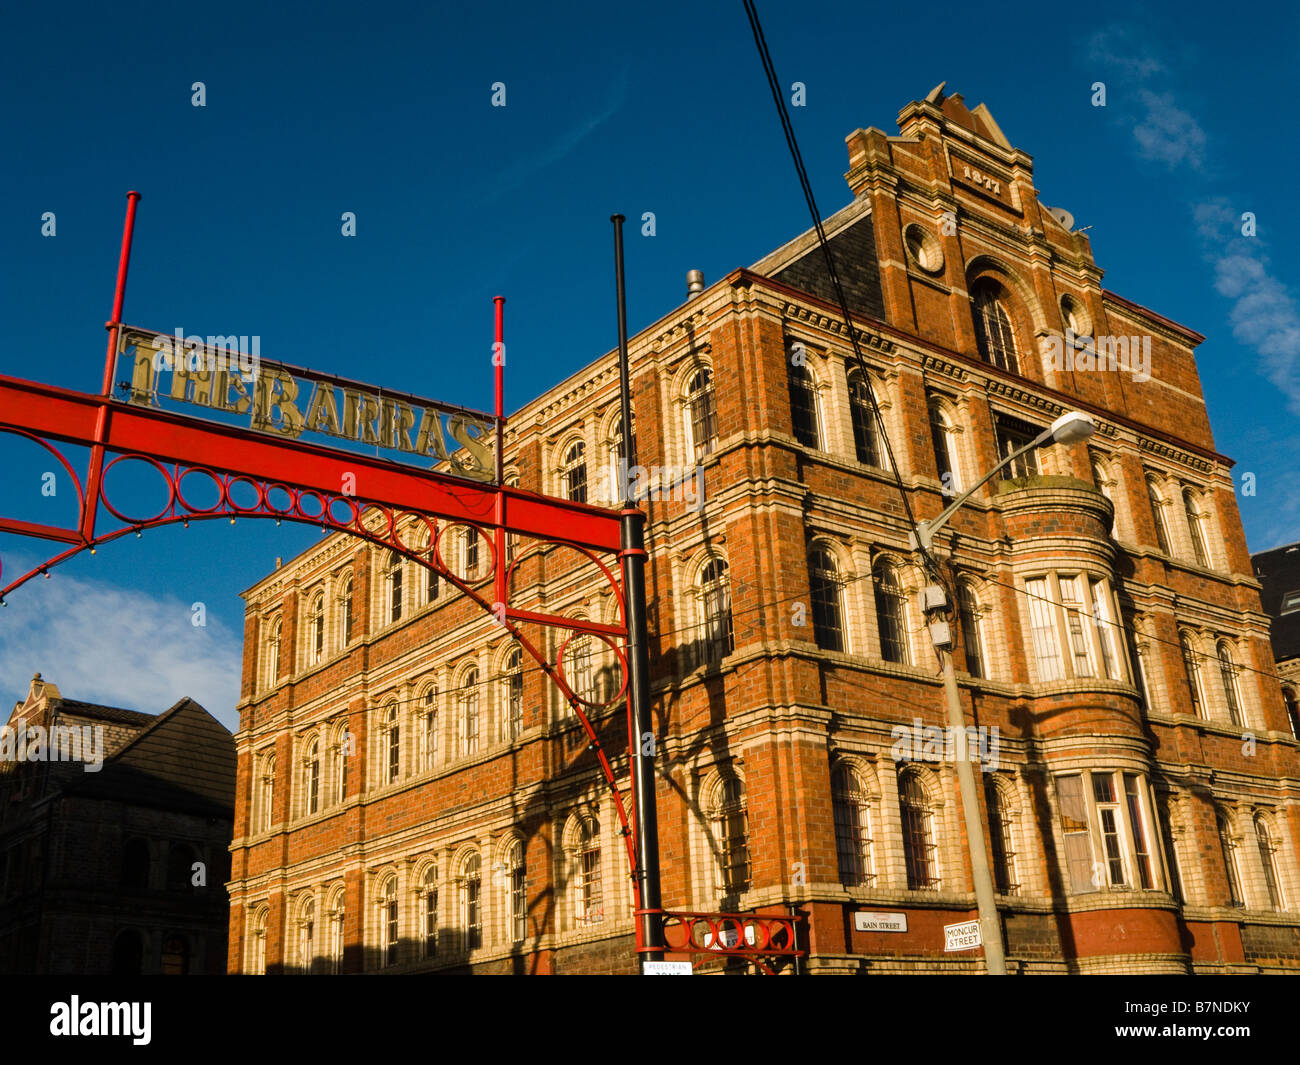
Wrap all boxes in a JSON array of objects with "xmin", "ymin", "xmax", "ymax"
[
  {"xmin": 643, "ymin": 961, "xmax": 693, "ymax": 975},
  {"xmin": 944, "ymin": 919, "xmax": 982, "ymax": 952},
  {"xmin": 854, "ymin": 911, "xmax": 908, "ymax": 933}
]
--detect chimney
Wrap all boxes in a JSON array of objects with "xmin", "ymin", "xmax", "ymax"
[
  {"xmin": 686, "ymin": 270, "xmax": 705, "ymax": 299},
  {"xmin": 275, "ymin": 557, "xmax": 283, "ymax": 570}
]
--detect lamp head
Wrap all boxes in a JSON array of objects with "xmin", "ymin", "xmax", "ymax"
[{"xmin": 1049, "ymin": 410, "xmax": 1096, "ymax": 444}]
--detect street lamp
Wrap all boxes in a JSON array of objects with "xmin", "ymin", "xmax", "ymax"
[{"xmin": 908, "ymin": 409, "xmax": 1095, "ymax": 976}]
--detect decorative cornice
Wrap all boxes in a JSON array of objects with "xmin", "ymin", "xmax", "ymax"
[
  {"xmin": 1137, "ymin": 435, "xmax": 1215, "ymax": 475},
  {"xmin": 920, "ymin": 353, "xmax": 968, "ymax": 382},
  {"xmin": 780, "ymin": 301, "xmax": 895, "ymax": 354},
  {"xmin": 649, "ymin": 308, "xmax": 709, "ymax": 353}
]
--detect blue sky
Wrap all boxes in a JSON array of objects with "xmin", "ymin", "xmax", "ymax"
[{"xmin": 2, "ymin": 0, "xmax": 1298, "ymax": 727}]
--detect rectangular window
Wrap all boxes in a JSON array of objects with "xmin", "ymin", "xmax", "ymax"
[
  {"xmin": 1060, "ymin": 576, "xmax": 1096, "ymax": 678},
  {"xmin": 1056, "ymin": 774, "xmax": 1096, "ymax": 894},
  {"xmin": 1089, "ymin": 579, "xmax": 1121, "ymax": 680},
  {"xmin": 1091, "ymin": 772, "xmax": 1127, "ymax": 886},
  {"xmin": 996, "ymin": 416, "xmax": 1042, "ymax": 480},
  {"xmin": 1281, "ymin": 590, "xmax": 1300, "ymax": 615},
  {"xmin": 1124, "ymin": 774, "xmax": 1154, "ymax": 889},
  {"xmin": 1025, "ymin": 578, "xmax": 1063, "ymax": 682}
]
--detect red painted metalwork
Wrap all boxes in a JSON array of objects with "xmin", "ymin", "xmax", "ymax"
[
  {"xmin": 638, "ymin": 908, "xmax": 808, "ymax": 974},
  {"xmin": 0, "ymin": 192, "xmax": 808, "ymax": 971}
]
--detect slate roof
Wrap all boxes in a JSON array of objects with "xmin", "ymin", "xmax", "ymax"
[{"xmin": 1253, "ymin": 542, "xmax": 1300, "ymax": 663}]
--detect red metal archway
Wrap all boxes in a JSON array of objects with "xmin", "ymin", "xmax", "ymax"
[{"xmin": 0, "ymin": 193, "xmax": 806, "ymax": 973}]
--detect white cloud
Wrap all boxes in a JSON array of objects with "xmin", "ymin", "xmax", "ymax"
[
  {"xmin": 1087, "ymin": 26, "xmax": 1167, "ymax": 80},
  {"xmin": 1132, "ymin": 90, "xmax": 1207, "ymax": 171},
  {"xmin": 0, "ymin": 564, "xmax": 241, "ymax": 732},
  {"xmin": 1194, "ymin": 199, "xmax": 1300, "ymax": 416}
]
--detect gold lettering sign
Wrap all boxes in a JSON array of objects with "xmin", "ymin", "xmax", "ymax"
[{"xmin": 118, "ymin": 328, "xmax": 495, "ymax": 482}]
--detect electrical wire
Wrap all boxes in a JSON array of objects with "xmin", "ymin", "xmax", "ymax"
[{"xmin": 739, "ymin": 0, "xmax": 941, "ymax": 583}]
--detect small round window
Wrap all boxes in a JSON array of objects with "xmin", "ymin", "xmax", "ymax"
[
  {"xmin": 1060, "ymin": 294, "xmax": 1092, "ymax": 340},
  {"xmin": 903, "ymin": 224, "xmax": 944, "ymax": 274}
]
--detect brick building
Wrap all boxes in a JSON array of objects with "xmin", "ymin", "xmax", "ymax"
[
  {"xmin": 1253, "ymin": 542, "xmax": 1300, "ymax": 740},
  {"xmin": 228, "ymin": 85, "xmax": 1300, "ymax": 975},
  {"xmin": 0, "ymin": 674, "xmax": 235, "ymax": 974}
]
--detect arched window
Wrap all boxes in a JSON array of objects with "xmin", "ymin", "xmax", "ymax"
[
  {"xmin": 561, "ymin": 441, "xmax": 587, "ymax": 503},
  {"xmin": 565, "ymin": 633, "xmax": 596, "ymax": 707},
  {"xmin": 607, "ymin": 416, "xmax": 637, "ymax": 504},
  {"xmin": 328, "ymin": 887, "xmax": 346, "ymax": 974},
  {"xmin": 298, "ymin": 898, "xmax": 316, "ymax": 974},
  {"xmin": 873, "ymin": 558, "xmax": 911, "ymax": 665},
  {"xmin": 265, "ymin": 617, "xmax": 282, "ymax": 690},
  {"xmin": 112, "ymin": 929, "xmax": 145, "ymax": 976},
  {"xmin": 699, "ymin": 557, "xmax": 734, "ymax": 664},
  {"xmin": 1255, "ymin": 816, "xmax": 1285, "ymax": 911},
  {"xmin": 971, "ymin": 281, "xmax": 1019, "ymax": 373},
  {"xmin": 506, "ymin": 839, "xmax": 527, "ymax": 944},
  {"xmin": 1180, "ymin": 632, "xmax": 1206, "ymax": 718},
  {"xmin": 787, "ymin": 357, "xmax": 821, "ymax": 448},
  {"xmin": 928, "ymin": 398, "xmax": 960, "ymax": 494},
  {"xmin": 385, "ymin": 552, "xmax": 404, "ymax": 623},
  {"xmin": 307, "ymin": 591, "xmax": 325, "ymax": 665},
  {"xmin": 957, "ymin": 581, "xmax": 987, "ymax": 679},
  {"xmin": 122, "ymin": 839, "xmax": 150, "ymax": 890},
  {"xmin": 250, "ymin": 909, "xmax": 268, "ymax": 975},
  {"xmin": 332, "ymin": 725, "xmax": 349, "ymax": 804},
  {"xmin": 1090, "ymin": 453, "xmax": 1114, "ymax": 503},
  {"xmin": 459, "ymin": 668, "xmax": 480, "ymax": 757},
  {"xmin": 304, "ymin": 736, "xmax": 320, "ymax": 816},
  {"xmin": 846, "ymin": 367, "xmax": 883, "ymax": 467},
  {"xmin": 383, "ymin": 703, "xmax": 400, "ymax": 783},
  {"xmin": 574, "ymin": 817, "xmax": 603, "ymax": 926},
  {"xmin": 1216, "ymin": 641, "xmax": 1245, "ymax": 727},
  {"xmin": 459, "ymin": 853, "xmax": 482, "ymax": 951},
  {"xmin": 503, "ymin": 648, "xmax": 523, "ymax": 742},
  {"xmin": 161, "ymin": 933, "xmax": 189, "ymax": 976},
  {"xmin": 1217, "ymin": 811, "xmax": 1244, "ymax": 907},
  {"xmin": 831, "ymin": 764, "xmax": 873, "ymax": 887},
  {"xmin": 985, "ymin": 777, "xmax": 1019, "ymax": 896},
  {"xmin": 422, "ymin": 866, "xmax": 439, "ymax": 958},
  {"xmin": 340, "ymin": 577, "xmax": 354, "ymax": 647},
  {"xmin": 1183, "ymin": 489, "xmax": 1212, "ymax": 567},
  {"xmin": 1146, "ymin": 476, "xmax": 1172, "ymax": 554},
  {"xmin": 711, "ymin": 776, "xmax": 750, "ymax": 899},
  {"xmin": 505, "ymin": 476, "xmax": 521, "ymax": 558},
  {"xmin": 462, "ymin": 527, "xmax": 481, "ymax": 581},
  {"xmin": 380, "ymin": 876, "xmax": 399, "ymax": 967},
  {"xmin": 420, "ymin": 687, "xmax": 438, "ymax": 769},
  {"xmin": 260, "ymin": 754, "xmax": 276, "ymax": 832},
  {"xmin": 808, "ymin": 548, "xmax": 845, "ymax": 652},
  {"xmin": 686, "ymin": 369, "xmax": 718, "ymax": 462},
  {"xmin": 424, "ymin": 534, "xmax": 439, "ymax": 602},
  {"xmin": 1283, "ymin": 686, "xmax": 1300, "ymax": 740},
  {"xmin": 898, "ymin": 770, "xmax": 939, "ymax": 890}
]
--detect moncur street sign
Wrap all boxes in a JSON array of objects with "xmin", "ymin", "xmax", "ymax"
[{"xmin": 115, "ymin": 326, "xmax": 498, "ymax": 483}]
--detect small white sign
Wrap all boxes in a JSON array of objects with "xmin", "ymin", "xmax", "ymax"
[
  {"xmin": 854, "ymin": 911, "xmax": 908, "ymax": 933},
  {"xmin": 643, "ymin": 961, "xmax": 693, "ymax": 975},
  {"xmin": 944, "ymin": 919, "xmax": 982, "ymax": 952}
]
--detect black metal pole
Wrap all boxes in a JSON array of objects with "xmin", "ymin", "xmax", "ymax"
[{"xmin": 611, "ymin": 213, "xmax": 664, "ymax": 965}]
